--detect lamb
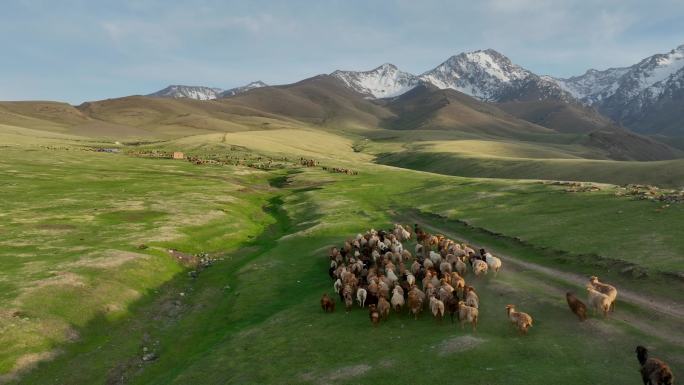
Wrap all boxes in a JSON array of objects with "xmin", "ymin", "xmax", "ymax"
[
  {"xmin": 391, "ymin": 286, "xmax": 405, "ymax": 313},
  {"xmin": 377, "ymin": 296, "xmax": 391, "ymax": 320},
  {"xmin": 586, "ymin": 286, "xmax": 611, "ymax": 317},
  {"xmin": 636, "ymin": 345, "xmax": 675, "ymax": 385},
  {"xmin": 565, "ymin": 292, "xmax": 587, "ymax": 321},
  {"xmin": 505, "ymin": 304, "xmax": 533, "ymax": 335},
  {"xmin": 356, "ymin": 287, "xmax": 368, "ymax": 308},
  {"xmin": 484, "ymin": 253, "xmax": 502, "ymax": 277},
  {"xmin": 589, "ymin": 276, "xmax": 618, "ymax": 312},
  {"xmin": 472, "ymin": 259, "xmax": 488, "ymax": 277},
  {"xmin": 429, "ymin": 296, "xmax": 445, "ymax": 321},
  {"xmin": 458, "ymin": 301, "xmax": 479, "ymax": 332},
  {"xmin": 320, "ymin": 293, "xmax": 335, "ymax": 313}
]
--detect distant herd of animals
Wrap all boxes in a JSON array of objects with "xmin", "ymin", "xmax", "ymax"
[{"xmin": 320, "ymin": 224, "xmax": 675, "ymax": 385}]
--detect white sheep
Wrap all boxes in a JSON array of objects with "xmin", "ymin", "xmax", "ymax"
[
  {"xmin": 406, "ymin": 273, "xmax": 416, "ymax": 287},
  {"xmin": 429, "ymin": 251, "xmax": 442, "ymax": 266},
  {"xmin": 391, "ymin": 286, "xmax": 405, "ymax": 313},
  {"xmin": 484, "ymin": 253, "xmax": 502, "ymax": 277},
  {"xmin": 429, "ymin": 296, "xmax": 445, "ymax": 321},
  {"xmin": 587, "ymin": 286, "xmax": 611, "ymax": 317},
  {"xmin": 356, "ymin": 287, "xmax": 367, "ymax": 308}
]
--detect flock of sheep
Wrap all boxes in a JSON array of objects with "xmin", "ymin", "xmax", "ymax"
[
  {"xmin": 321, "ymin": 224, "xmax": 528, "ymax": 333},
  {"xmin": 319, "ymin": 223, "xmax": 675, "ymax": 384}
]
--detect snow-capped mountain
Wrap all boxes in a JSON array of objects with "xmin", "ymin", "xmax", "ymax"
[
  {"xmin": 548, "ymin": 44, "xmax": 684, "ymax": 131},
  {"xmin": 419, "ymin": 49, "xmax": 529, "ymax": 101},
  {"xmin": 331, "ymin": 50, "xmax": 573, "ymax": 102},
  {"xmin": 148, "ymin": 85, "xmax": 224, "ymax": 100},
  {"xmin": 219, "ymin": 81, "xmax": 268, "ymax": 97},
  {"xmin": 331, "ymin": 64, "xmax": 421, "ymax": 98}
]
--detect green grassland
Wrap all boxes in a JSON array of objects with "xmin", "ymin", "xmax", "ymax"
[
  {"xmin": 1, "ymin": 125, "xmax": 682, "ymax": 384},
  {"xmin": 1, "ymin": 88, "xmax": 683, "ymax": 384}
]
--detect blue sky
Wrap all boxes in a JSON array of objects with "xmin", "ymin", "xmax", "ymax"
[{"xmin": 1, "ymin": 0, "xmax": 683, "ymax": 104}]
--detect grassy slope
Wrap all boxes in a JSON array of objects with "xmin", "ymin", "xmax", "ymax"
[
  {"xmin": 4, "ymin": 139, "xmax": 682, "ymax": 384},
  {"xmin": 376, "ymin": 150, "xmax": 684, "ymax": 188},
  {"xmin": 0, "ymin": 145, "xmax": 277, "ymax": 380}
]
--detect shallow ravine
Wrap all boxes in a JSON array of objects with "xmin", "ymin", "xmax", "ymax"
[{"xmin": 12, "ymin": 171, "xmax": 291, "ymax": 385}]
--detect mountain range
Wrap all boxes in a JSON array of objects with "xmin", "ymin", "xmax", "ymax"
[{"xmin": 149, "ymin": 44, "xmax": 683, "ymax": 139}]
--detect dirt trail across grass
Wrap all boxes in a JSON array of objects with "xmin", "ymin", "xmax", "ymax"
[{"xmin": 408, "ymin": 216, "xmax": 684, "ymax": 321}]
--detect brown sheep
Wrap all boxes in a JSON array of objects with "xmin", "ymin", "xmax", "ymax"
[
  {"xmin": 368, "ymin": 304, "xmax": 380, "ymax": 327},
  {"xmin": 320, "ymin": 293, "xmax": 335, "ymax": 313},
  {"xmin": 566, "ymin": 292, "xmax": 587, "ymax": 321},
  {"xmin": 505, "ymin": 304, "xmax": 533, "ymax": 335},
  {"xmin": 446, "ymin": 296, "xmax": 459, "ymax": 323},
  {"xmin": 408, "ymin": 289, "xmax": 423, "ymax": 320},
  {"xmin": 636, "ymin": 345, "xmax": 675, "ymax": 385},
  {"xmin": 458, "ymin": 301, "xmax": 478, "ymax": 332},
  {"xmin": 377, "ymin": 296, "xmax": 391, "ymax": 320},
  {"xmin": 343, "ymin": 285, "xmax": 354, "ymax": 312}
]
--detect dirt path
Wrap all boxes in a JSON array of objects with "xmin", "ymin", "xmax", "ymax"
[{"xmin": 410, "ymin": 217, "xmax": 684, "ymax": 321}]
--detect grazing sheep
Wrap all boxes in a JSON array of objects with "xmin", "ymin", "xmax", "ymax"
[
  {"xmin": 472, "ymin": 259, "xmax": 488, "ymax": 277},
  {"xmin": 408, "ymin": 289, "xmax": 423, "ymax": 320},
  {"xmin": 391, "ymin": 286, "xmax": 405, "ymax": 313},
  {"xmin": 368, "ymin": 304, "xmax": 380, "ymax": 326},
  {"xmin": 458, "ymin": 301, "xmax": 479, "ymax": 332},
  {"xmin": 565, "ymin": 292, "xmax": 587, "ymax": 321},
  {"xmin": 333, "ymin": 278, "xmax": 342, "ymax": 295},
  {"xmin": 406, "ymin": 273, "xmax": 416, "ymax": 287},
  {"xmin": 455, "ymin": 257, "xmax": 467, "ymax": 276},
  {"xmin": 378, "ymin": 296, "xmax": 391, "ymax": 320},
  {"xmin": 410, "ymin": 260, "xmax": 421, "ymax": 275},
  {"xmin": 429, "ymin": 251, "xmax": 442, "ymax": 266},
  {"xmin": 402, "ymin": 250, "xmax": 412, "ymax": 261},
  {"xmin": 465, "ymin": 287, "xmax": 479, "ymax": 309},
  {"xmin": 429, "ymin": 296, "xmax": 445, "ymax": 321},
  {"xmin": 440, "ymin": 261, "xmax": 452, "ymax": 275},
  {"xmin": 357, "ymin": 287, "xmax": 368, "ymax": 308},
  {"xmin": 320, "ymin": 293, "xmax": 335, "ymax": 313},
  {"xmin": 587, "ymin": 286, "xmax": 611, "ymax": 317},
  {"xmin": 343, "ymin": 285, "xmax": 354, "ymax": 312},
  {"xmin": 423, "ymin": 258, "xmax": 434, "ymax": 271},
  {"xmin": 446, "ymin": 297, "xmax": 459, "ymax": 323},
  {"xmin": 589, "ymin": 276, "xmax": 618, "ymax": 312},
  {"xmin": 505, "ymin": 304, "xmax": 533, "ymax": 335},
  {"xmin": 636, "ymin": 346, "xmax": 675, "ymax": 385},
  {"xmin": 484, "ymin": 253, "xmax": 502, "ymax": 277}
]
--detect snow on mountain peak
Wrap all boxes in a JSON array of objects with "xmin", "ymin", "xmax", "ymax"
[
  {"xmin": 148, "ymin": 85, "xmax": 223, "ymax": 100},
  {"xmin": 220, "ymin": 81, "xmax": 268, "ymax": 97},
  {"xmin": 331, "ymin": 64, "xmax": 420, "ymax": 98},
  {"xmin": 419, "ymin": 49, "xmax": 532, "ymax": 101}
]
